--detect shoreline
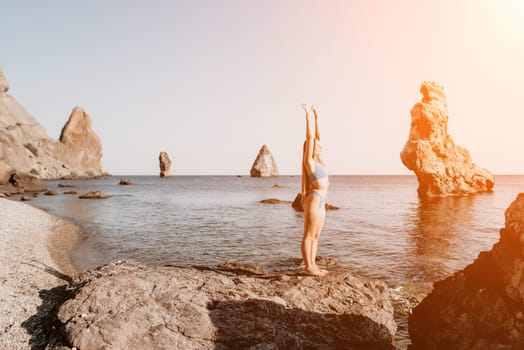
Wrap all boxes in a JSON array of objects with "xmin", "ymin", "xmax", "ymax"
[{"xmin": 0, "ymin": 198, "xmax": 81, "ymax": 349}]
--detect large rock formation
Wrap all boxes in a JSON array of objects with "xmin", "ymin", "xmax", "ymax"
[
  {"xmin": 0, "ymin": 160, "xmax": 47, "ymax": 194},
  {"xmin": 0, "ymin": 68, "xmax": 9, "ymax": 94},
  {"xmin": 0, "ymin": 69, "xmax": 106, "ymax": 179},
  {"xmin": 408, "ymin": 193, "xmax": 524, "ymax": 349},
  {"xmin": 250, "ymin": 144, "xmax": 278, "ymax": 177},
  {"xmin": 159, "ymin": 151, "xmax": 171, "ymax": 177},
  {"xmin": 400, "ymin": 81, "xmax": 494, "ymax": 198},
  {"xmin": 49, "ymin": 261, "xmax": 397, "ymax": 349}
]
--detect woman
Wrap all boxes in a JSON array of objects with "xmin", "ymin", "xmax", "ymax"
[{"xmin": 301, "ymin": 103, "xmax": 329, "ymax": 276}]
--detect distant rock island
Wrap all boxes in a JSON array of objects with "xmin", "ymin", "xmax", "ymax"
[
  {"xmin": 0, "ymin": 68, "xmax": 106, "ymax": 180},
  {"xmin": 400, "ymin": 81, "xmax": 494, "ymax": 197},
  {"xmin": 250, "ymin": 144, "xmax": 278, "ymax": 177},
  {"xmin": 408, "ymin": 193, "xmax": 524, "ymax": 349},
  {"xmin": 159, "ymin": 151, "xmax": 171, "ymax": 177}
]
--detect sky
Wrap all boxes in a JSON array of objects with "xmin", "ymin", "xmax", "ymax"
[{"xmin": 2, "ymin": 0, "xmax": 524, "ymax": 175}]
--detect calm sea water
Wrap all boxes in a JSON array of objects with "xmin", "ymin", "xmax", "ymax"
[{"xmin": 21, "ymin": 175, "xmax": 524, "ymax": 348}]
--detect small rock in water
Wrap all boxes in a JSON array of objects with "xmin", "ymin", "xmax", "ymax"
[{"xmin": 79, "ymin": 191, "xmax": 110, "ymax": 199}]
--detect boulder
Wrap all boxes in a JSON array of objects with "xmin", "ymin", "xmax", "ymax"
[
  {"xmin": 44, "ymin": 190, "xmax": 57, "ymax": 196},
  {"xmin": 159, "ymin": 151, "xmax": 171, "ymax": 178},
  {"xmin": 400, "ymin": 81, "xmax": 494, "ymax": 198},
  {"xmin": 0, "ymin": 170, "xmax": 47, "ymax": 194},
  {"xmin": 118, "ymin": 179, "xmax": 133, "ymax": 185},
  {"xmin": 250, "ymin": 145, "xmax": 278, "ymax": 177},
  {"xmin": 408, "ymin": 193, "xmax": 524, "ymax": 349},
  {"xmin": 0, "ymin": 69, "xmax": 106, "ymax": 179},
  {"xmin": 50, "ymin": 261, "xmax": 396, "ymax": 349}
]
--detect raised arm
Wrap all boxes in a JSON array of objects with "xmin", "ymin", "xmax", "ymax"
[
  {"xmin": 312, "ymin": 106, "xmax": 321, "ymax": 141},
  {"xmin": 302, "ymin": 104, "xmax": 315, "ymax": 175}
]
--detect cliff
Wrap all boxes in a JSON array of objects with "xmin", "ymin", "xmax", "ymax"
[
  {"xmin": 400, "ymin": 81, "xmax": 494, "ymax": 197},
  {"xmin": 0, "ymin": 69, "xmax": 106, "ymax": 180}
]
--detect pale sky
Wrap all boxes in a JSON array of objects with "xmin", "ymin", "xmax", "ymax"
[{"xmin": 2, "ymin": 0, "xmax": 524, "ymax": 175}]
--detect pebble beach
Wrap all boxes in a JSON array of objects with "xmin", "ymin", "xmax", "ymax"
[{"xmin": 0, "ymin": 198, "xmax": 79, "ymax": 349}]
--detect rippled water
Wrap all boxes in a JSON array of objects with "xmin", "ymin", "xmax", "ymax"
[{"xmin": 22, "ymin": 175, "xmax": 524, "ymax": 348}]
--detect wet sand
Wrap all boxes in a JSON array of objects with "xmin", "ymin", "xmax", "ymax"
[{"xmin": 0, "ymin": 198, "xmax": 80, "ymax": 349}]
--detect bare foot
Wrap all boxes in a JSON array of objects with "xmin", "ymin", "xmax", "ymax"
[
  {"xmin": 304, "ymin": 266, "xmax": 324, "ymax": 276},
  {"xmin": 314, "ymin": 266, "xmax": 328, "ymax": 276}
]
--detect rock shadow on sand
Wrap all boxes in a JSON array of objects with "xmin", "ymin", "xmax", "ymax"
[{"xmin": 21, "ymin": 264, "xmax": 75, "ymax": 350}]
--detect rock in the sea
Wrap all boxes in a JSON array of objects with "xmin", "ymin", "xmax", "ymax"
[
  {"xmin": 408, "ymin": 193, "xmax": 524, "ymax": 349},
  {"xmin": 260, "ymin": 198, "xmax": 291, "ymax": 204},
  {"xmin": 118, "ymin": 179, "xmax": 133, "ymax": 185},
  {"xmin": 57, "ymin": 182, "xmax": 74, "ymax": 188},
  {"xmin": 159, "ymin": 151, "xmax": 171, "ymax": 178},
  {"xmin": 44, "ymin": 190, "xmax": 57, "ymax": 196},
  {"xmin": 51, "ymin": 261, "xmax": 396, "ymax": 349},
  {"xmin": 291, "ymin": 193, "xmax": 340, "ymax": 211},
  {"xmin": 0, "ymin": 69, "xmax": 107, "ymax": 179},
  {"xmin": 79, "ymin": 191, "xmax": 110, "ymax": 199},
  {"xmin": 400, "ymin": 81, "xmax": 494, "ymax": 198},
  {"xmin": 63, "ymin": 191, "xmax": 78, "ymax": 195},
  {"xmin": 250, "ymin": 144, "xmax": 278, "ymax": 177}
]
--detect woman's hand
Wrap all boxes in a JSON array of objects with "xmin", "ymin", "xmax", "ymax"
[
  {"xmin": 311, "ymin": 106, "xmax": 318, "ymax": 119},
  {"xmin": 301, "ymin": 103, "xmax": 309, "ymax": 116}
]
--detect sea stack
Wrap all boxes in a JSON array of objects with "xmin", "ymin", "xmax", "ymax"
[
  {"xmin": 0, "ymin": 69, "xmax": 106, "ymax": 179},
  {"xmin": 57, "ymin": 106, "xmax": 104, "ymax": 177},
  {"xmin": 400, "ymin": 81, "xmax": 494, "ymax": 198},
  {"xmin": 159, "ymin": 151, "xmax": 171, "ymax": 177},
  {"xmin": 250, "ymin": 144, "xmax": 278, "ymax": 177},
  {"xmin": 408, "ymin": 193, "xmax": 524, "ymax": 349}
]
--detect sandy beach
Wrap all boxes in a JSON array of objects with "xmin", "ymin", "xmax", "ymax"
[{"xmin": 0, "ymin": 198, "xmax": 80, "ymax": 349}]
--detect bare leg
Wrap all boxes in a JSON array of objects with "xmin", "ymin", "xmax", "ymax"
[
  {"xmin": 312, "ymin": 209, "xmax": 327, "ymax": 274},
  {"xmin": 302, "ymin": 195, "xmax": 326, "ymax": 276}
]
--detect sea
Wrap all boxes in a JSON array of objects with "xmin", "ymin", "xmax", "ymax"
[{"xmin": 18, "ymin": 175, "xmax": 524, "ymax": 348}]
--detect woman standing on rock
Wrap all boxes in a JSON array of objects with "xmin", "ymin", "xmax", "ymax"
[{"xmin": 301, "ymin": 104, "xmax": 329, "ymax": 276}]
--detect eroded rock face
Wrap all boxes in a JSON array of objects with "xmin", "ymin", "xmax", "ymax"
[
  {"xmin": 408, "ymin": 193, "xmax": 524, "ymax": 349},
  {"xmin": 51, "ymin": 261, "xmax": 396, "ymax": 349},
  {"xmin": 400, "ymin": 81, "xmax": 494, "ymax": 198},
  {"xmin": 159, "ymin": 151, "xmax": 171, "ymax": 177},
  {"xmin": 250, "ymin": 144, "xmax": 278, "ymax": 177},
  {"xmin": 0, "ymin": 70, "xmax": 106, "ymax": 179},
  {"xmin": 56, "ymin": 107, "xmax": 103, "ymax": 176},
  {"xmin": 0, "ymin": 69, "xmax": 9, "ymax": 94}
]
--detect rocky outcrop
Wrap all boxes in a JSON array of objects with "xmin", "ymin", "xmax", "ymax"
[
  {"xmin": 159, "ymin": 151, "xmax": 171, "ymax": 177},
  {"xmin": 0, "ymin": 69, "xmax": 9, "ymax": 94},
  {"xmin": 250, "ymin": 144, "xmax": 278, "ymax": 177},
  {"xmin": 408, "ymin": 193, "xmax": 524, "ymax": 349},
  {"xmin": 50, "ymin": 261, "xmax": 396, "ymax": 349},
  {"xmin": 400, "ymin": 81, "xmax": 494, "ymax": 198},
  {"xmin": 0, "ymin": 69, "xmax": 106, "ymax": 179},
  {"xmin": 0, "ymin": 160, "xmax": 47, "ymax": 194}
]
